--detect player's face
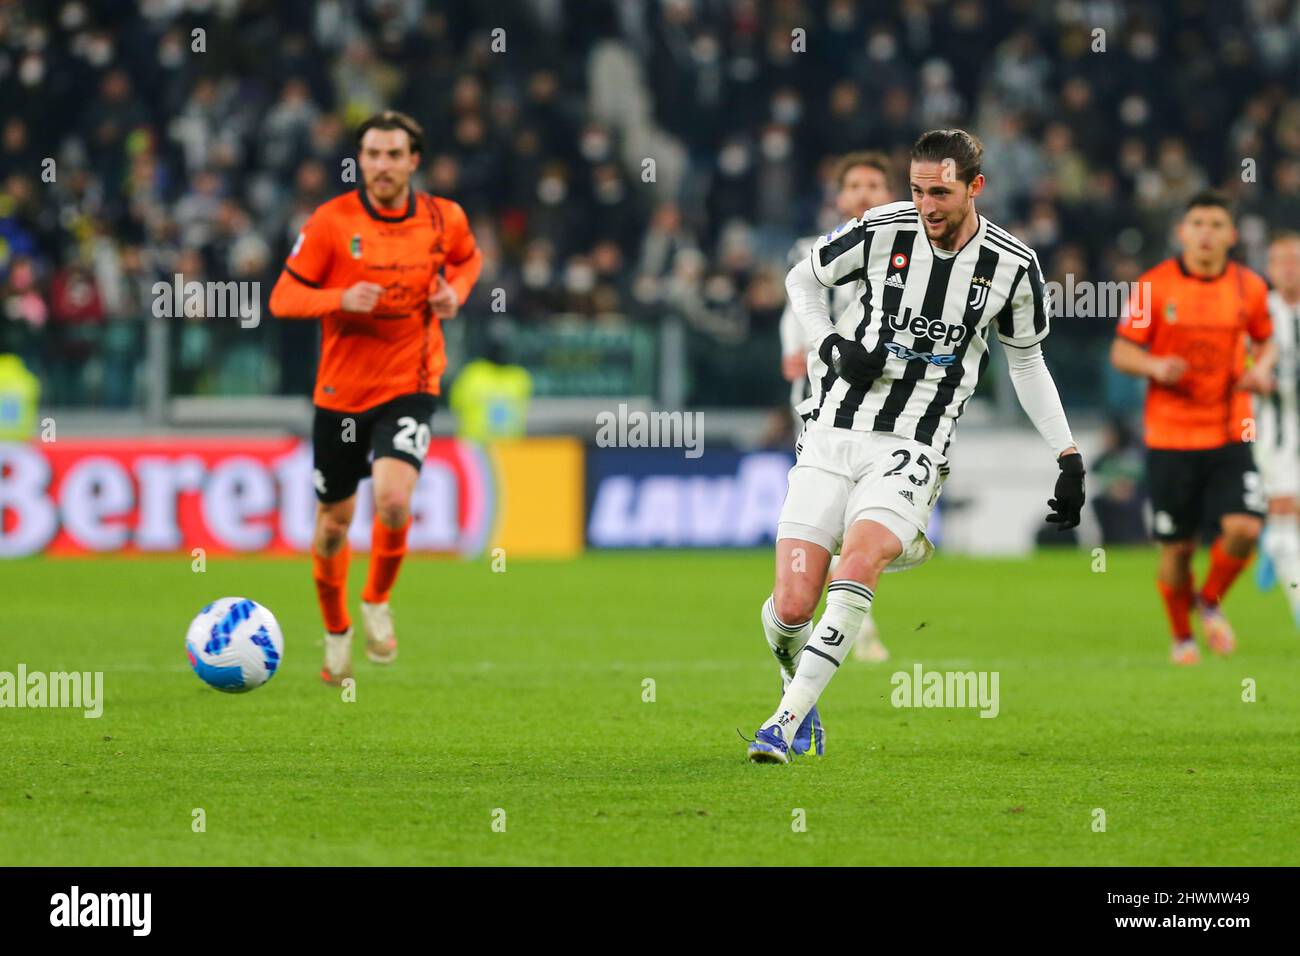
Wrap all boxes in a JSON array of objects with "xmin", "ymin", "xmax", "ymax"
[
  {"xmin": 1178, "ymin": 206, "xmax": 1236, "ymax": 264},
  {"xmin": 359, "ymin": 128, "xmax": 420, "ymax": 205},
  {"xmin": 910, "ymin": 161, "xmax": 984, "ymax": 248},
  {"xmin": 836, "ymin": 165, "xmax": 890, "ymax": 219},
  {"xmin": 1268, "ymin": 239, "xmax": 1300, "ymax": 295}
]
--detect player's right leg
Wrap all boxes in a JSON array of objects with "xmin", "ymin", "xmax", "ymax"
[
  {"xmin": 766, "ymin": 537, "xmax": 832, "ymax": 755},
  {"xmin": 1157, "ymin": 540, "xmax": 1199, "ymax": 665},
  {"xmin": 768, "ymin": 539, "xmax": 831, "ymax": 681},
  {"xmin": 1196, "ymin": 444, "xmax": 1267, "ymax": 655},
  {"xmin": 359, "ymin": 393, "xmax": 435, "ymax": 664},
  {"xmin": 360, "ymin": 455, "xmax": 419, "ymax": 665},
  {"xmin": 1253, "ymin": 416, "xmax": 1300, "ymax": 621},
  {"xmin": 1252, "ymin": 398, "xmax": 1293, "ymax": 598},
  {"xmin": 311, "ymin": 403, "xmax": 372, "ymax": 685},
  {"xmin": 1197, "ymin": 511, "xmax": 1261, "ymax": 657},
  {"xmin": 315, "ymin": 496, "xmax": 357, "ymax": 684},
  {"xmin": 1147, "ymin": 448, "xmax": 1204, "ymax": 663},
  {"xmin": 1263, "ymin": 496, "xmax": 1300, "ymax": 623}
]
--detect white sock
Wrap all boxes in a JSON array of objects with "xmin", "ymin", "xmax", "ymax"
[
  {"xmin": 761, "ymin": 595, "xmax": 812, "ymax": 688},
  {"xmin": 829, "ymin": 556, "xmax": 879, "ymax": 645},
  {"xmin": 1265, "ymin": 515, "xmax": 1300, "ymax": 610},
  {"xmin": 764, "ymin": 580, "xmax": 873, "ymax": 739}
]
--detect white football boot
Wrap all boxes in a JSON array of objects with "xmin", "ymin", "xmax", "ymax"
[
  {"xmin": 321, "ymin": 627, "xmax": 354, "ymax": 685},
  {"xmin": 361, "ymin": 600, "xmax": 398, "ymax": 664}
]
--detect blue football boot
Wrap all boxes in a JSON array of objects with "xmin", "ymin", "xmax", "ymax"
[
  {"xmin": 791, "ymin": 704, "xmax": 825, "ymax": 756},
  {"xmin": 747, "ymin": 724, "xmax": 791, "ymax": 764}
]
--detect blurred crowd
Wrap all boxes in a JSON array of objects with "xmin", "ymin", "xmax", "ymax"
[{"xmin": 2, "ymin": 0, "xmax": 1299, "ymax": 408}]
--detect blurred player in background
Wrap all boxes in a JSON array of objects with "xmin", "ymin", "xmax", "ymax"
[
  {"xmin": 750, "ymin": 129, "xmax": 1084, "ymax": 763},
  {"xmin": 1253, "ymin": 232, "xmax": 1300, "ymax": 625},
  {"xmin": 1111, "ymin": 192, "xmax": 1274, "ymax": 665},
  {"xmin": 269, "ymin": 111, "xmax": 482, "ymax": 684},
  {"xmin": 781, "ymin": 153, "xmax": 894, "ymax": 415},
  {"xmin": 778, "ymin": 152, "xmax": 894, "ymax": 676}
]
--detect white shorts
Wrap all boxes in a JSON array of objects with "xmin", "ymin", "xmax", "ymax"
[
  {"xmin": 778, "ymin": 421, "xmax": 948, "ymax": 571},
  {"xmin": 1254, "ymin": 397, "xmax": 1300, "ymax": 498}
]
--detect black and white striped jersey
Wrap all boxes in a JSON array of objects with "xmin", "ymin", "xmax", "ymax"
[
  {"xmin": 1267, "ymin": 289, "xmax": 1300, "ymax": 386},
  {"xmin": 780, "ymin": 234, "xmax": 864, "ymax": 414},
  {"xmin": 1257, "ymin": 290, "xmax": 1300, "ymax": 458},
  {"xmin": 786, "ymin": 234, "xmax": 865, "ymax": 327},
  {"xmin": 804, "ymin": 199, "xmax": 1050, "ymax": 455}
]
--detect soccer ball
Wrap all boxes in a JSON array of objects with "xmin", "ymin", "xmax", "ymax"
[{"xmin": 185, "ymin": 597, "xmax": 284, "ymax": 693}]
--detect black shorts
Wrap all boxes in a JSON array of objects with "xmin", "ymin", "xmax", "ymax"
[
  {"xmin": 312, "ymin": 393, "xmax": 436, "ymax": 503},
  {"xmin": 1146, "ymin": 443, "xmax": 1266, "ymax": 541}
]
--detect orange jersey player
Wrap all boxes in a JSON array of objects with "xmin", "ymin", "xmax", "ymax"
[
  {"xmin": 269, "ymin": 110, "xmax": 482, "ymax": 685},
  {"xmin": 1111, "ymin": 190, "xmax": 1275, "ymax": 665}
]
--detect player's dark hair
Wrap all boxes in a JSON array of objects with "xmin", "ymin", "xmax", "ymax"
[
  {"xmin": 910, "ymin": 128, "xmax": 983, "ymax": 185},
  {"xmin": 1269, "ymin": 229, "xmax": 1300, "ymax": 245},
  {"xmin": 356, "ymin": 110, "xmax": 425, "ymax": 155},
  {"xmin": 1185, "ymin": 189, "xmax": 1233, "ymax": 218},
  {"xmin": 835, "ymin": 150, "xmax": 891, "ymax": 189}
]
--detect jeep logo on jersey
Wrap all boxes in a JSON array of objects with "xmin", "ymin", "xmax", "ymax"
[
  {"xmin": 884, "ymin": 310, "xmax": 968, "ymax": 347},
  {"xmin": 885, "ymin": 341, "xmax": 959, "ymax": 366}
]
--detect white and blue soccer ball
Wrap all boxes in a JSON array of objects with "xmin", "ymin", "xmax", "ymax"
[{"xmin": 186, "ymin": 597, "xmax": 284, "ymax": 693}]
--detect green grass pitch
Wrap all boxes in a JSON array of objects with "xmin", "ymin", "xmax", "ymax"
[{"xmin": 2, "ymin": 547, "xmax": 1298, "ymax": 866}]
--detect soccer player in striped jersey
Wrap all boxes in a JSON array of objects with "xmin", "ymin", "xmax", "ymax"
[
  {"xmin": 269, "ymin": 111, "xmax": 482, "ymax": 684},
  {"xmin": 777, "ymin": 152, "xmax": 894, "ymax": 690},
  {"xmin": 781, "ymin": 152, "xmax": 894, "ymax": 419},
  {"xmin": 1252, "ymin": 232, "xmax": 1300, "ymax": 624},
  {"xmin": 749, "ymin": 128, "xmax": 1085, "ymax": 764}
]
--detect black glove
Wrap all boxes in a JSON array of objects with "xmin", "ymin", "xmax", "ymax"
[
  {"xmin": 1046, "ymin": 452, "xmax": 1086, "ymax": 530},
  {"xmin": 819, "ymin": 333, "xmax": 886, "ymax": 389}
]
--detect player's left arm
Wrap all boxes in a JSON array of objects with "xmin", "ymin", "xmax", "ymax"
[
  {"xmin": 428, "ymin": 200, "xmax": 483, "ymax": 319},
  {"xmin": 779, "ymin": 238, "xmax": 814, "ymax": 381},
  {"xmin": 998, "ymin": 251, "xmax": 1085, "ymax": 529},
  {"xmin": 1237, "ymin": 275, "xmax": 1277, "ymax": 393},
  {"xmin": 790, "ymin": 215, "xmax": 889, "ymax": 388},
  {"xmin": 269, "ymin": 210, "xmax": 350, "ymax": 318}
]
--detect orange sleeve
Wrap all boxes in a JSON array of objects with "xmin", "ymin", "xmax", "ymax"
[
  {"xmin": 269, "ymin": 209, "xmax": 344, "ymax": 319},
  {"xmin": 437, "ymin": 200, "xmax": 482, "ymax": 305},
  {"xmin": 1244, "ymin": 269, "xmax": 1272, "ymax": 342},
  {"xmin": 269, "ymin": 269, "xmax": 344, "ymax": 318},
  {"xmin": 1117, "ymin": 266, "xmax": 1161, "ymax": 346}
]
